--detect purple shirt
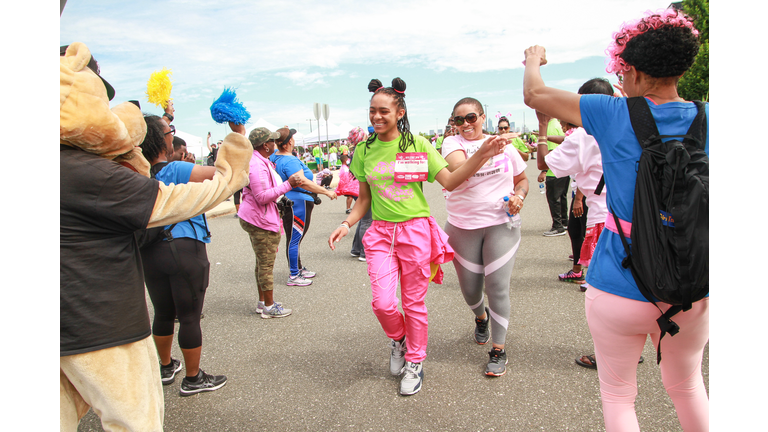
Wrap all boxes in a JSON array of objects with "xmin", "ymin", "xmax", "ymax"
[{"xmin": 239, "ymin": 150, "xmax": 292, "ymax": 232}]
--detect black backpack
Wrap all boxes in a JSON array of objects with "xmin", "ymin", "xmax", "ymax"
[{"xmin": 612, "ymin": 97, "xmax": 708, "ymax": 363}]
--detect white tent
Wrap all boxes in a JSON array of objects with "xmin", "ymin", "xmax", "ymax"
[{"xmin": 246, "ymin": 118, "xmax": 281, "ymax": 137}]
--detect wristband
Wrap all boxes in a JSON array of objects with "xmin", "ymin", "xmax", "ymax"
[
  {"xmin": 339, "ymin": 223, "xmax": 350, "ymax": 234},
  {"xmin": 163, "ymin": 112, "xmax": 174, "ymax": 122}
]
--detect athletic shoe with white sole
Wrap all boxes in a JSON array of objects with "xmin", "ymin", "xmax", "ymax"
[
  {"xmin": 179, "ymin": 370, "xmax": 227, "ymax": 396},
  {"xmin": 287, "ymin": 274, "xmax": 312, "ymax": 286},
  {"xmin": 261, "ymin": 303, "xmax": 293, "ymax": 319},
  {"xmin": 390, "ymin": 337, "xmax": 407, "ymax": 375},
  {"xmin": 485, "ymin": 348, "xmax": 508, "ymax": 377},
  {"xmin": 300, "ymin": 267, "xmax": 316, "ymax": 278},
  {"xmin": 558, "ymin": 270, "xmax": 585, "ymax": 284},
  {"xmin": 399, "ymin": 361, "xmax": 424, "ymax": 396},
  {"xmin": 543, "ymin": 228, "xmax": 567, "ymax": 237},
  {"xmin": 256, "ymin": 301, "xmax": 282, "ymax": 314},
  {"xmin": 160, "ymin": 358, "xmax": 183, "ymax": 385},
  {"xmin": 358, "ymin": 256, "xmax": 367, "ymax": 262}
]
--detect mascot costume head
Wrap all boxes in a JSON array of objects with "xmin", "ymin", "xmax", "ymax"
[{"xmin": 60, "ymin": 42, "xmax": 150, "ymax": 177}]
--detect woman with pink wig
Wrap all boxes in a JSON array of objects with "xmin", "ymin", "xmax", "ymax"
[{"xmin": 523, "ymin": 9, "xmax": 708, "ymax": 431}]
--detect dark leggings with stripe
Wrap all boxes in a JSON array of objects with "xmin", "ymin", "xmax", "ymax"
[{"xmin": 281, "ymin": 199, "xmax": 315, "ymax": 276}]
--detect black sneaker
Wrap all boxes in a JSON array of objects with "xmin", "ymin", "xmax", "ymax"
[
  {"xmin": 485, "ymin": 348, "xmax": 508, "ymax": 377},
  {"xmin": 160, "ymin": 358, "xmax": 182, "ymax": 385},
  {"xmin": 474, "ymin": 307, "xmax": 490, "ymax": 345},
  {"xmin": 179, "ymin": 370, "xmax": 227, "ymax": 396}
]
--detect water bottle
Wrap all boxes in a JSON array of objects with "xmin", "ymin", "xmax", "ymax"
[
  {"xmin": 539, "ymin": 182, "xmax": 545, "ymax": 194},
  {"xmin": 502, "ymin": 196, "xmax": 522, "ymax": 229}
]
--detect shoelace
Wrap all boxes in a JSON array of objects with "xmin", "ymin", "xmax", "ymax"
[{"xmin": 404, "ymin": 363, "xmax": 419, "ymax": 378}]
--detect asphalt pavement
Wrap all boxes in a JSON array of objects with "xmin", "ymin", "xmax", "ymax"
[{"xmin": 77, "ymin": 158, "xmax": 708, "ymax": 432}]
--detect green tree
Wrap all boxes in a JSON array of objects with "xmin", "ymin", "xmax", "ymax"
[{"xmin": 678, "ymin": 0, "xmax": 709, "ymax": 101}]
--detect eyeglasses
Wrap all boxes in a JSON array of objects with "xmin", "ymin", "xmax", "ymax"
[
  {"xmin": 453, "ymin": 113, "xmax": 480, "ymax": 126},
  {"xmin": 498, "ymin": 126, "xmax": 509, "ymax": 131},
  {"xmin": 164, "ymin": 125, "xmax": 176, "ymax": 136}
]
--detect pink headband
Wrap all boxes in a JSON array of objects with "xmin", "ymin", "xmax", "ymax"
[{"xmin": 605, "ymin": 8, "xmax": 699, "ymax": 75}]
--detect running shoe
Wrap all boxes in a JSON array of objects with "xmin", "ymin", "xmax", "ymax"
[
  {"xmin": 350, "ymin": 250, "xmax": 360, "ymax": 257},
  {"xmin": 358, "ymin": 255, "xmax": 367, "ymax": 262},
  {"xmin": 256, "ymin": 301, "xmax": 281, "ymax": 314},
  {"xmin": 390, "ymin": 337, "xmax": 407, "ymax": 375},
  {"xmin": 580, "ymin": 284, "xmax": 588, "ymax": 292},
  {"xmin": 485, "ymin": 348, "xmax": 508, "ymax": 377},
  {"xmin": 261, "ymin": 303, "xmax": 293, "ymax": 319},
  {"xmin": 300, "ymin": 267, "xmax": 316, "ymax": 278},
  {"xmin": 543, "ymin": 228, "xmax": 567, "ymax": 237},
  {"xmin": 160, "ymin": 358, "xmax": 183, "ymax": 385},
  {"xmin": 179, "ymin": 370, "xmax": 227, "ymax": 396},
  {"xmin": 399, "ymin": 362, "xmax": 424, "ymax": 396},
  {"xmin": 474, "ymin": 307, "xmax": 490, "ymax": 345},
  {"xmin": 287, "ymin": 274, "xmax": 312, "ymax": 286},
  {"xmin": 558, "ymin": 270, "xmax": 585, "ymax": 284}
]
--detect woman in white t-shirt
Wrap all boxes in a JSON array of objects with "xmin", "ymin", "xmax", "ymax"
[{"xmin": 442, "ymin": 97, "xmax": 529, "ymax": 377}]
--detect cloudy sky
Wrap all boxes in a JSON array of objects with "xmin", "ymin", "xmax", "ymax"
[{"xmin": 59, "ymin": 0, "xmax": 680, "ymax": 153}]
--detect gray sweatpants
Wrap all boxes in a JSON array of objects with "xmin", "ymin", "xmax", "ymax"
[{"xmin": 444, "ymin": 221, "xmax": 521, "ymax": 346}]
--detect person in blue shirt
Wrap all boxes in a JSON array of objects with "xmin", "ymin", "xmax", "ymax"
[
  {"xmin": 522, "ymin": 9, "xmax": 709, "ymax": 431},
  {"xmin": 139, "ymin": 114, "xmax": 234, "ymax": 397}
]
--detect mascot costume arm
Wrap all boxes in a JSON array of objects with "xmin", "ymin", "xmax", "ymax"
[{"xmin": 60, "ymin": 42, "xmax": 250, "ymax": 228}]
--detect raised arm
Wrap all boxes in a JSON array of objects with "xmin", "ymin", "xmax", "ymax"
[
  {"xmin": 523, "ymin": 46, "xmax": 582, "ymax": 127},
  {"xmin": 435, "ymin": 135, "xmax": 507, "ymax": 191}
]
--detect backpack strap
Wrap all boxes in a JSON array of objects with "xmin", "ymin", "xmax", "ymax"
[
  {"xmin": 594, "ymin": 175, "xmax": 605, "ymax": 196},
  {"xmin": 626, "ymin": 97, "xmax": 661, "ymax": 149}
]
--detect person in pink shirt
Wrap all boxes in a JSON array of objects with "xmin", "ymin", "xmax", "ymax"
[
  {"xmin": 441, "ymin": 97, "xmax": 529, "ymax": 377},
  {"xmin": 238, "ymin": 127, "xmax": 304, "ymax": 318}
]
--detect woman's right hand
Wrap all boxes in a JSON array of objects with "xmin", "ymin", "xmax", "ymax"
[
  {"xmin": 524, "ymin": 45, "xmax": 548, "ymax": 65},
  {"xmin": 325, "ymin": 190, "xmax": 338, "ymax": 200},
  {"xmin": 328, "ymin": 225, "xmax": 348, "ymax": 250},
  {"xmin": 288, "ymin": 170, "xmax": 304, "ymax": 187}
]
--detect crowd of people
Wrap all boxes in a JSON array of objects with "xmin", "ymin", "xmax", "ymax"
[{"xmin": 61, "ymin": 7, "xmax": 708, "ymax": 432}]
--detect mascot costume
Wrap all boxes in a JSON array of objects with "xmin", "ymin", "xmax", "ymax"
[{"xmin": 59, "ymin": 42, "xmax": 251, "ymax": 431}]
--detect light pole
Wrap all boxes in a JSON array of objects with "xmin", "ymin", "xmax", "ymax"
[
  {"xmin": 484, "ymin": 104, "xmax": 489, "ymax": 132},
  {"xmin": 307, "ymin": 119, "xmax": 314, "ymax": 133}
]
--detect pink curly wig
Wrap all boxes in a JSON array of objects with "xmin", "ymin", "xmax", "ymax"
[{"xmin": 605, "ymin": 8, "xmax": 699, "ymax": 75}]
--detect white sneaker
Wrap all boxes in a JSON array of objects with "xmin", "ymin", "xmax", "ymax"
[
  {"xmin": 287, "ymin": 275, "xmax": 312, "ymax": 286},
  {"xmin": 256, "ymin": 301, "xmax": 281, "ymax": 314},
  {"xmin": 358, "ymin": 256, "xmax": 367, "ymax": 262},
  {"xmin": 300, "ymin": 267, "xmax": 316, "ymax": 278},
  {"xmin": 399, "ymin": 361, "xmax": 424, "ymax": 396},
  {"xmin": 261, "ymin": 303, "xmax": 293, "ymax": 319},
  {"xmin": 389, "ymin": 338, "xmax": 407, "ymax": 375}
]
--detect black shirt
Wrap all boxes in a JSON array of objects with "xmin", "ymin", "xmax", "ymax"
[{"xmin": 60, "ymin": 145, "xmax": 159, "ymax": 356}]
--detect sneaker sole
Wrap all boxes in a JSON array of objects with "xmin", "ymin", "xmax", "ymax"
[
  {"xmin": 559, "ymin": 278, "xmax": 585, "ymax": 284},
  {"xmin": 543, "ymin": 231, "xmax": 567, "ymax": 237},
  {"xmin": 261, "ymin": 311, "xmax": 293, "ymax": 319},
  {"xmin": 179, "ymin": 380, "xmax": 227, "ymax": 396},
  {"xmin": 286, "ymin": 280, "xmax": 312, "ymax": 286}
]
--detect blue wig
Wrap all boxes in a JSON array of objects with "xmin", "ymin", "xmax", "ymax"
[{"xmin": 210, "ymin": 87, "xmax": 251, "ymax": 124}]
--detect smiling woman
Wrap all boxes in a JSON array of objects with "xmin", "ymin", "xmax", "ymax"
[
  {"xmin": 441, "ymin": 96, "xmax": 529, "ymax": 377},
  {"xmin": 328, "ymin": 78, "xmax": 509, "ymax": 397}
]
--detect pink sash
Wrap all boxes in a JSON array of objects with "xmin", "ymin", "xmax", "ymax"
[{"xmin": 605, "ymin": 213, "xmax": 632, "ymax": 238}]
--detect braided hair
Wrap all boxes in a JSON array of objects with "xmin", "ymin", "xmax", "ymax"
[
  {"xmin": 139, "ymin": 114, "xmax": 167, "ymax": 163},
  {"xmin": 364, "ymin": 77, "xmax": 415, "ymax": 153}
]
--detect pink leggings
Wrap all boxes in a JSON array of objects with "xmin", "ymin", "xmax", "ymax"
[
  {"xmin": 585, "ymin": 285, "xmax": 709, "ymax": 432},
  {"xmin": 363, "ymin": 218, "xmax": 432, "ymax": 363}
]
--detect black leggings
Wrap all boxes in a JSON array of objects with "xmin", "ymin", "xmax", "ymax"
[
  {"xmin": 141, "ymin": 238, "xmax": 209, "ymax": 349},
  {"xmin": 567, "ymin": 195, "xmax": 588, "ymax": 264},
  {"xmin": 234, "ymin": 189, "xmax": 242, "ymax": 205}
]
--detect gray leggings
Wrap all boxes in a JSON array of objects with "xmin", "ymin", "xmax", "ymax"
[{"xmin": 444, "ymin": 221, "xmax": 521, "ymax": 346}]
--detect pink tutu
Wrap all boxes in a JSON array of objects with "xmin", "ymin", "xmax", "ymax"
[{"xmin": 335, "ymin": 164, "xmax": 359, "ymax": 197}]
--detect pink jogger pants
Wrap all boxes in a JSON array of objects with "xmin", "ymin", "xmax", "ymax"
[{"xmin": 363, "ymin": 217, "xmax": 433, "ymax": 364}]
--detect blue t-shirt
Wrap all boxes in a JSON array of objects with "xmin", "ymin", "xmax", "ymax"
[
  {"xmin": 580, "ymin": 95, "xmax": 709, "ymax": 301},
  {"xmin": 269, "ymin": 153, "xmax": 315, "ymax": 202},
  {"xmin": 154, "ymin": 161, "xmax": 210, "ymax": 243}
]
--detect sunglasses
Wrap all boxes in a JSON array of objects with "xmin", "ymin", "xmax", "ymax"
[
  {"xmin": 498, "ymin": 126, "xmax": 509, "ymax": 131},
  {"xmin": 164, "ymin": 124, "xmax": 176, "ymax": 136},
  {"xmin": 453, "ymin": 113, "xmax": 480, "ymax": 126}
]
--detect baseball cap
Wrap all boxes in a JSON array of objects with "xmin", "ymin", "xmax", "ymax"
[
  {"xmin": 248, "ymin": 127, "xmax": 280, "ymax": 148},
  {"xmin": 276, "ymin": 128, "xmax": 297, "ymax": 147}
]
